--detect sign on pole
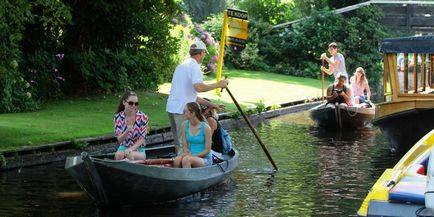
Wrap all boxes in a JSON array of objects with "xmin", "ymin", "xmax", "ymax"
[
  {"xmin": 216, "ymin": 9, "xmax": 249, "ymax": 93},
  {"xmin": 226, "ymin": 8, "xmax": 248, "ymax": 53}
]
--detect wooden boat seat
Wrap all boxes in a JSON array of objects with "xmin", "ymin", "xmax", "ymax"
[{"xmin": 389, "ymin": 176, "xmax": 426, "ymax": 204}]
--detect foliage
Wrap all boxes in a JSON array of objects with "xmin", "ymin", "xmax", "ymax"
[
  {"xmin": 0, "ymin": 0, "xmax": 40, "ymax": 113},
  {"xmin": 228, "ymin": 0, "xmax": 297, "ymax": 25},
  {"xmin": 258, "ymin": 6, "xmax": 388, "ymax": 91},
  {"xmin": 0, "ymin": 154, "xmax": 5, "ymax": 166},
  {"xmin": 254, "ymin": 98, "xmax": 267, "ymax": 114},
  {"xmin": 60, "ymin": 1, "xmax": 180, "ymax": 94},
  {"xmin": 172, "ymin": 13, "xmax": 220, "ymax": 74},
  {"xmin": 181, "ymin": 0, "xmax": 225, "ymax": 23},
  {"xmin": 71, "ymin": 139, "xmax": 88, "ymax": 150}
]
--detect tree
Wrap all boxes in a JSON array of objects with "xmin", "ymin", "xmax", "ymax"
[{"xmin": 182, "ymin": 0, "xmax": 226, "ymax": 23}]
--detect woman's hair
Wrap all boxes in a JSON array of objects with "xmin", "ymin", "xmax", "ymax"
[
  {"xmin": 116, "ymin": 90, "xmax": 137, "ymax": 113},
  {"xmin": 200, "ymin": 98, "xmax": 218, "ymax": 119},
  {"xmin": 186, "ymin": 102, "xmax": 205, "ymax": 122},
  {"xmin": 355, "ymin": 67, "xmax": 366, "ymax": 85},
  {"xmin": 350, "ymin": 67, "xmax": 367, "ymax": 85}
]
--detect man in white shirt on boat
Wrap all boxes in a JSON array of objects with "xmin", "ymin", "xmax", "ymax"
[{"xmin": 166, "ymin": 39, "xmax": 228, "ymax": 155}]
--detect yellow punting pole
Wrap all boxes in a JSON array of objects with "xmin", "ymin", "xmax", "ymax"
[{"xmin": 215, "ymin": 10, "xmax": 228, "ymax": 94}]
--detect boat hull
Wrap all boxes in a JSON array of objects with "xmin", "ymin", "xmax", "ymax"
[
  {"xmin": 374, "ymin": 107, "xmax": 434, "ymax": 152},
  {"xmin": 65, "ymin": 149, "xmax": 239, "ymax": 206},
  {"xmin": 309, "ymin": 103, "xmax": 375, "ymax": 129}
]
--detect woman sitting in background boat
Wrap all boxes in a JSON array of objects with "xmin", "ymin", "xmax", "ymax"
[
  {"xmin": 326, "ymin": 72, "xmax": 352, "ymax": 107},
  {"xmin": 350, "ymin": 67, "xmax": 371, "ymax": 106},
  {"xmin": 113, "ymin": 91, "xmax": 148, "ymax": 160},
  {"xmin": 173, "ymin": 102, "xmax": 212, "ymax": 168}
]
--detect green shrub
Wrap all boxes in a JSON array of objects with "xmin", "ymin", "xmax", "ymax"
[
  {"xmin": 0, "ymin": 0, "xmax": 39, "ymax": 112},
  {"xmin": 259, "ymin": 6, "xmax": 388, "ymax": 91}
]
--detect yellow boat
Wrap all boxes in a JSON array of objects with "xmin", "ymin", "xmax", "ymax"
[
  {"xmin": 357, "ymin": 129, "xmax": 434, "ymax": 216},
  {"xmin": 374, "ymin": 36, "xmax": 434, "ymax": 153}
]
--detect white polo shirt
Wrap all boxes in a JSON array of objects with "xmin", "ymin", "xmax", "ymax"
[{"xmin": 166, "ymin": 57, "xmax": 203, "ymax": 114}]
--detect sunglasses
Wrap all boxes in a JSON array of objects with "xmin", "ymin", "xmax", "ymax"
[{"xmin": 127, "ymin": 101, "xmax": 139, "ymax": 106}]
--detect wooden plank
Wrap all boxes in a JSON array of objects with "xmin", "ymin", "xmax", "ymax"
[
  {"xmin": 407, "ymin": 5, "xmax": 412, "ymax": 32},
  {"xmin": 412, "ymin": 5, "xmax": 434, "ymax": 14},
  {"xmin": 404, "ymin": 53, "xmax": 409, "ymax": 93},
  {"xmin": 384, "ymin": 54, "xmax": 389, "ymax": 102},
  {"xmin": 429, "ymin": 54, "xmax": 434, "ymax": 88},
  {"xmin": 414, "ymin": 54, "xmax": 418, "ymax": 93},
  {"xmin": 410, "ymin": 17, "xmax": 434, "ymax": 26},
  {"xmin": 381, "ymin": 5, "xmax": 407, "ymax": 14},
  {"xmin": 376, "ymin": 100, "xmax": 434, "ymax": 120},
  {"xmin": 422, "ymin": 54, "xmax": 426, "ymax": 92},
  {"xmin": 382, "ymin": 17, "xmax": 407, "ymax": 26}
]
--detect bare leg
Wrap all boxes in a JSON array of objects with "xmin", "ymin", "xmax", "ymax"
[
  {"xmin": 173, "ymin": 156, "xmax": 183, "ymax": 168},
  {"xmin": 128, "ymin": 152, "xmax": 145, "ymax": 160},
  {"xmin": 115, "ymin": 151, "xmax": 126, "ymax": 160},
  {"xmin": 182, "ymin": 156, "xmax": 205, "ymax": 168}
]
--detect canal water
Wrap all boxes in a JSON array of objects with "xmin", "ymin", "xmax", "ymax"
[{"xmin": 0, "ymin": 111, "xmax": 400, "ymax": 217}]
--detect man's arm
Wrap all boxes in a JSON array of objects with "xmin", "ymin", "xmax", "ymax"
[
  {"xmin": 194, "ymin": 79, "xmax": 228, "ymax": 92},
  {"xmin": 197, "ymin": 97, "xmax": 224, "ymax": 111}
]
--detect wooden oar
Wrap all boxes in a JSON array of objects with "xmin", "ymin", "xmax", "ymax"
[
  {"xmin": 322, "ymin": 59, "xmax": 325, "ymax": 102},
  {"xmin": 222, "ymin": 86, "xmax": 278, "ymax": 171}
]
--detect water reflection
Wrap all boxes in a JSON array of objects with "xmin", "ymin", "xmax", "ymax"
[{"xmin": 0, "ymin": 111, "xmax": 399, "ymax": 216}]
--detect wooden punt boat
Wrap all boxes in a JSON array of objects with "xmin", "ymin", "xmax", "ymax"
[
  {"xmin": 375, "ymin": 36, "xmax": 434, "ymax": 152},
  {"xmin": 309, "ymin": 102, "xmax": 375, "ymax": 129},
  {"xmin": 357, "ymin": 129, "xmax": 434, "ymax": 217},
  {"xmin": 65, "ymin": 145, "xmax": 239, "ymax": 207}
]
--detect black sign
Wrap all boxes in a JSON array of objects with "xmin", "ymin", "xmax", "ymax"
[
  {"xmin": 227, "ymin": 36, "xmax": 246, "ymax": 53},
  {"xmin": 227, "ymin": 8, "xmax": 248, "ymax": 20}
]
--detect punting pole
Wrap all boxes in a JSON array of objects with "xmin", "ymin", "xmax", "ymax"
[{"xmin": 222, "ymin": 86, "xmax": 278, "ymax": 171}]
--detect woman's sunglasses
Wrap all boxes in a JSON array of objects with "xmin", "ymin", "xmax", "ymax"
[{"xmin": 127, "ymin": 101, "xmax": 139, "ymax": 106}]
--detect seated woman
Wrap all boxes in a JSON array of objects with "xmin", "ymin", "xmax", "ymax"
[
  {"xmin": 200, "ymin": 99, "xmax": 224, "ymax": 154},
  {"xmin": 173, "ymin": 102, "xmax": 212, "ymax": 168},
  {"xmin": 350, "ymin": 67, "xmax": 371, "ymax": 105},
  {"xmin": 326, "ymin": 72, "xmax": 352, "ymax": 107},
  {"xmin": 113, "ymin": 91, "xmax": 148, "ymax": 160}
]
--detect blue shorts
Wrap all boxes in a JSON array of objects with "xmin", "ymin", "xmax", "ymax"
[
  {"xmin": 202, "ymin": 155, "xmax": 213, "ymax": 166},
  {"xmin": 357, "ymin": 96, "xmax": 366, "ymax": 103},
  {"xmin": 117, "ymin": 146, "xmax": 146, "ymax": 158}
]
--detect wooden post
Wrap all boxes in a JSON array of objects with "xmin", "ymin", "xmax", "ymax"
[
  {"xmin": 421, "ymin": 53, "xmax": 426, "ymax": 92},
  {"xmin": 383, "ymin": 54, "xmax": 388, "ymax": 101},
  {"xmin": 404, "ymin": 53, "xmax": 409, "ymax": 93},
  {"xmin": 429, "ymin": 54, "xmax": 434, "ymax": 88},
  {"xmin": 413, "ymin": 53, "xmax": 418, "ymax": 93}
]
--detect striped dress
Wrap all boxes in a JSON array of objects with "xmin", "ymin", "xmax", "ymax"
[{"xmin": 114, "ymin": 111, "xmax": 148, "ymax": 148}]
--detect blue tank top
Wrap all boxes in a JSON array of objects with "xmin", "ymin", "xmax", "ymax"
[{"xmin": 185, "ymin": 121, "xmax": 211, "ymax": 159}]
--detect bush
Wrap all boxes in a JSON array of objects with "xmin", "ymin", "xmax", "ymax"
[
  {"xmin": 0, "ymin": 1, "xmax": 39, "ymax": 112},
  {"xmin": 258, "ymin": 6, "xmax": 388, "ymax": 91},
  {"xmin": 173, "ymin": 13, "xmax": 220, "ymax": 74}
]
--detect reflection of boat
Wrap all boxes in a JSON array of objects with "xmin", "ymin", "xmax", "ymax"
[
  {"xmin": 309, "ymin": 103, "xmax": 375, "ymax": 129},
  {"xmin": 357, "ymin": 129, "xmax": 434, "ymax": 217},
  {"xmin": 374, "ymin": 36, "xmax": 434, "ymax": 152},
  {"xmin": 65, "ymin": 147, "xmax": 239, "ymax": 207}
]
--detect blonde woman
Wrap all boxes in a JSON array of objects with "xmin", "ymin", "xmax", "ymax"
[
  {"xmin": 350, "ymin": 67, "xmax": 371, "ymax": 105},
  {"xmin": 173, "ymin": 102, "xmax": 212, "ymax": 168}
]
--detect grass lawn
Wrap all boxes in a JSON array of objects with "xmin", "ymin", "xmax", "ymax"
[{"xmin": 0, "ymin": 69, "xmax": 323, "ymax": 152}]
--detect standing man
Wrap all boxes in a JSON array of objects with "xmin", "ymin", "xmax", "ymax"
[
  {"xmin": 166, "ymin": 39, "xmax": 228, "ymax": 155},
  {"xmin": 321, "ymin": 42, "xmax": 348, "ymax": 83}
]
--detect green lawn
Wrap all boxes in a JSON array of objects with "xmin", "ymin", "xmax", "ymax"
[{"xmin": 0, "ymin": 69, "xmax": 322, "ymax": 151}]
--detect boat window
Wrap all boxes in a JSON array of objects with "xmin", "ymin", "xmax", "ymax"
[{"xmin": 396, "ymin": 53, "xmax": 434, "ymax": 95}]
